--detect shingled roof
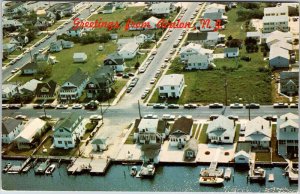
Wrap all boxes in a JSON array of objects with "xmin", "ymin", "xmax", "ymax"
[
  {"xmin": 64, "ymin": 68, "xmax": 88, "ymax": 87},
  {"xmin": 35, "ymin": 80, "xmax": 57, "ymax": 97},
  {"xmin": 2, "ymin": 117, "xmax": 23, "ymax": 135},
  {"xmin": 170, "ymin": 117, "xmax": 193, "ymax": 137}
]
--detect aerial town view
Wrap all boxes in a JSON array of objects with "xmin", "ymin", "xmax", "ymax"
[{"xmin": 1, "ymin": 1, "xmax": 299, "ymax": 192}]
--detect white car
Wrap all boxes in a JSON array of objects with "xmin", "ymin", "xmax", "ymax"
[
  {"xmin": 139, "ymin": 67, "xmax": 146, "ymax": 73},
  {"xmin": 150, "ymin": 78, "xmax": 156, "ymax": 84},
  {"xmin": 11, "ymin": 68, "xmax": 19, "ymax": 74},
  {"xmin": 15, "ymin": 115, "xmax": 27, "ymax": 120},
  {"xmin": 2, "ymin": 104, "xmax": 9, "ymax": 109},
  {"xmin": 72, "ymin": 104, "xmax": 83, "ymax": 109},
  {"xmin": 144, "ymin": 114, "xmax": 158, "ymax": 119},
  {"xmin": 56, "ymin": 104, "xmax": 68, "ymax": 109},
  {"xmin": 162, "ymin": 114, "xmax": 176, "ymax": 120},
  {"xmin": 39, "ymin": 115, "xmax": 52, "ymax": 120},
  {"xmin": 89, "ymin": 114, "xmax": 102, "ymax": 120},
  {"xmin": 230, "ymin": 103, "xmax": 243, "ymax": 109}
]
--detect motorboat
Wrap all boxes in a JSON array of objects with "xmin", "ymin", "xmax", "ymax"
[
  {"xmin": 249, "ymin": 166, "xmax": 266, "ymax": 181},
  {"xmin": 199, "ymin": 177, "xmax": 224, "ymax": 185},
  {"xmin": 130, "ymin": 166, "xmax": 138, "ymax": 176},
  {"xmin": 35, "ymin": 159, "xmax": 50, "ymax": 175},
  {"xmin": 45, "ymin": 164, "xmax": 56, "ymax": 175},
  {"xmin": 139, "ymin": 163, "xmax": 155, "ymax": 178},
  {"xmin": 224, "ymin": 168, "xmax": 231, "ymax": 180}
]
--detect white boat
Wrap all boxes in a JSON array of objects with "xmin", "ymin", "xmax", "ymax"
[
  {"xmin": 224, "ymin": 168, "xmax": 231, "ymax": 180},
  {"xmin": 130, "ymin": 166, "xmax": 138, "ymax": 176},
  {"xmin": 45, "ymin": 164, "xmax": 56, "ymax": 175},
  {"xmin": 268, "ymin": 173, "xmax": 274, "ymax": 182},
  {"xmin": 249, "ymin": 166, "xmax": 266, "ymax": 181},
  {"xmin": 139, "ymin": 163, "xmax": 155, "ymax": 178},
  {"xmin": 199, "ymin": 177, "xmax": 224, "ymax": 185}
]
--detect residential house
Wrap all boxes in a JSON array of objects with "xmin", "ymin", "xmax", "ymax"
[
  {"xmin": 224, "ymin": 47, "xmax": 239, "ymax": 58},
  {"xmin": 21, "ymin": 62, "xmax": 39, "ymax": 75},
  {"xmin": 158, "ymin": 74, "xmax": 185, "ymax": 98},
  {"xmin": 91, "ymin": 136, "xmax": 108, "ymax": 151},
  {"xmin": 59, "ymin": 69, "xmax": 88, "ymax": 101},
  {"xmin": 19, "ymin": 79, "xmax": 42, "ymax": 94},
  {"xmin": 73, "ymin": 52, "xmax": 87, "ymax": 63},
  {"xmin": 141, "ymin": 143, "xmax": 161, "ymax": 164},
  {"xmin": 244, "ymin": 117, "xmax": 271, "ymax": 149},
  {"xmin": 109, "ymin": 33, "xmax": 118, "ymax": 40},
  {"xmin": 14, "ymin": 118, "xmax": 47, "ymax": 150},
  {"xmin": 203, "ymin": 9, "xmax": 228, "ymax": 21},
  {"xmin": 264, "ymin": 6, "xmax": 288, "ymax": 16},
  {"xmin": 35, "ymin": 80, "xmax": 58, "ymax": 100},
  {"xmin": 185, "ymin": 54, "xmax": 212, "ymax": 70},
  {"xmin": 2, "ymin": 117, "xmax": 25, "ymax": 144},
  {"xmin": 85, "ymin": 66, "xmax": 115, "ymax": 99},
  {"xmin": 262, "ymin": 15, "xmax": 289, "ymax": 33},
  {"xmin": 3, "ymin": 19, "xmax": 23, "ymax": 29},
  {"xmin": 269, "ymin": 47, "xmax": 290, "ymax": 68},
  {"xmin": 47, "ymin": 3, "xmax": 74, "ymax": 17},
  {"xmin": 49, "ymin": 39, "xmax": 74, "ymax": 52},
  {"xmin": 270, "ymin": 41, "xmax": 293, "ymax": 51},
  {"xmin": 104, "ymin": 52, "xmax": 125, "ymax": 72},
  {"xmin": 150, "ymin": 2, "xmax": 173, "ymax": 16},
  {"xmin": 280, "ymin": 70, "xmax": 299, "ymax": 96},
  {"xmin": 187, "ymin": 32, "xmax": 224, "ymax": 48},
  {"xmin": 53, "ymin": 114, "xmax": 85, "ymax": 149},
  {"xmin": 179, "ymin": 43, "xmax": 213, "ymax": 61},
  {"xmin": 169, "ymin": 117, "xmax": 194, "ymax": 149},
  {"xmin": 246, "ymin": 31, "xmax": 262, "ymax": 44},
  {"xmin": 277, "ymin": 113, "xmax": 299, "ymax": 157},
  {"xmin": 34, "ymin": 17, "xmax": 49, "ymax": 30},
  {"xmin": 234, "ymin": 150, "xmax": 250, "ymax": 164},
  {"xmin": 67, "ymin": 27, "xmax": 84, "ymax": 37},
  {"xmin": 183, "ymin": 138, "xmax": 198, "ymax": 160},
  {"xmin": 118, "ymin": 42, "xmax": 139, "ymax": 59},
  {"xmin": 206, "ymin": 3, "xmax": 226, "ymax": 14},
  {"xmin": 2, "ymin": 84, "xmax": 19, "ymax": 101},
  {"xmin": 266, "ymin": 30, "xmax": 293, "ymax": 47},
  {"xmin": 144, "ymin": 16, "xmax": 160, "ymax": 29},
  {"xmin": 4, "ymin": 2, "xmax": 26, "ymax": 15},
  {"xmin": 3, "ymin": 44, "xmax": 16, "ymax": 54},
  {"xmin": 115, "ymin": 2, "xmax": 127, "ymax": 9},
  {"xmin": 103, "ymin": 3, "xmax": 115, "ymax": 14},
  {"xmin": 9, "ymin": 35, "xmax": 29, "ymax": 47},
  {"xmin": 117, "ymin": 38, "xmax": 135, "ymax": 48},
  {"xmin": 207, "ymin": 115, "xmax": 235, "ymax": 144},
  {"xmin": 141, "ymin": 30, "xmax": 155, "ymax": 41},
  {"xmin": 133, "ymin": 118, "xmax": 169, "ymax": 144}
]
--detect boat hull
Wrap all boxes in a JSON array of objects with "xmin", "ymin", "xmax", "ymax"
[{"xmin": 199, "ymin": 177, "xmax": 224, "ymax": 185}]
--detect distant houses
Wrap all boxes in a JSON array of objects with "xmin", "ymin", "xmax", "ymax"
[
  {"xmin": 187, "ymin": 32, "xmax": 225, "ymax": 48},
  {"xmin": 50, "ymin": 39, "xmax": 74, "ymax": 52},
  {"xmin": 158, "ymin": 74, "xmax": 185, "ymax": 98}
]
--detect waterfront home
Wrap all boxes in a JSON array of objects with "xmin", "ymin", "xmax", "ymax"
[
  {"xmin": 264, "ymin": 5, "xmax": 288, "ymax": 16},
  {"xmin": 207, "ymin": 115, "xmax": 235, "ymax": 144},
  {"xmin": 158, "ymin": 74, "xmax": 185, "ymax": 98},
  {"xmin": 117, "ymin": 42, "xmax": 139, "ymax": 59},
  {"xmin": 104, "ymin": 52, "xmax": 125, "ymax": 72},
  {"xmin": 85, "ymin": 66, "xmax": 115, "ymax": 99},
  {"xmin": 276, "ymin": 113, "xmax": 299, "ymax": 157},
  {"xmin": 49, "ymin": 40, "xmax": 74, "ymax": 52},
  {"xmin": 224, "ymin": 47, "xmax": 239, "ymax": 58},
  {"xmin": 35, "ymin": 80, "xmax": 58, "ymax": 100},
  {"xmin": 184, "ymin": 54, "xmax": 212, "ymax": 70},
  {"xmin": 246, "ymin": 31, "xmax": 262, "ymax": 44},
  {"xmin": 183, "ymin": 138, "xmax": 198, "ymax": 160},
  {"xmin": 266, "ymin": 30, "xmax": 293, "ymax": 47},
  {"xmin": 133, "ymin": 118, "xmax": 170, "ymax": 144},
  {"xmin": 21, "ymin": 62, "xmax": 39, "ymax": 75},
  {"xmin": 103, "ymin": 3, "xmax": 115, "ymax": 14},
  {"xmin": 186, "ymin": 32, "xmax": 224, "ymax": 48},
  {"xmin": 2, "ymin": 117, "xmax": 25, "ymax": 144},
  {"xmin": 2, "ymin": 84, "xmax": 19, "ymax": 101},
  {"xmin": 73, "ymin": 52, "xmax": 87, "ymax": 63},
  {"xmin": 59, "ymin": 69, "xmax": 88, "ymax": 101},
  {"xmin": 269, "ymin": 47, "xmax": 290, "ymax": 68},
  {"xmin": 14, "ymin": 118, "xmax": 47, "ymax": 150},
  {"xmin": 91, "ymin": 136, "xmax": 108, "ymax": 152},
  {"xmin": 262, "ymin": 15, "xmax": 289, "ymax": 33},
  {"xmin": 53, "ymin": 114, "xmax": 85, "ymax": 149},
  {"xmin": 234, "ymin": 150, "xmax": 250, "ymax": 164},
  {"xmin": 169, "ymin": 117, "xmax": 194, "ymax": 149},
  {"xmin": 244, "ymin": 117, "xmax": 271, "ymax": 149},
  {"xmin": 3, "ymin": 44, "xmax": 16, "ymax": 54},
  {"xmin": 19, "ymin": 79, "xmax": 42, "ymax": 94},
  {"xmin": 280, "ymin": 70, "xmax": 299, "ymax": 96},
  {"xmin": 149, "ymin": 2, "xmax": 173, "ymax": 16},
  {"xmin": 179, "ymin": 43, "xmax": 213, "ymax": 61},
  {"xmin": 141, "ymin": 143, "xmax": 161, "ymax": 164},
  {"xmin": 67, "ymin": 26, "xmax": 84, "ymax": 37}
]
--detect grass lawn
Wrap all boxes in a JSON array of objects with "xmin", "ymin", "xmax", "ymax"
[
  {"xmin": 271, "ymin": 124, "xmax": 286, "ymax": 162},
  {"xmin": 29, "ymin": 34, "xmax": 47, "ymax": 46},
  {"xmin": 191, "ymin": 123, "xmax": 199, "ymax": 138},
  {"xmin": 234, "ymin": 124, "xmax": 240, "ymax": 143},
  {"xmin": 198, "ymin": 124, "xmax": 208, "ymax": 144},
  {"xmin": 47, "ymin": 21, "xmax": 65, "ymax": 31},
  {"xmin": 5, "ymin": 146, "xmax": 34, "ymax": 157},
  {"xmin": 125, "ymin": 126, "xmax": 136, "ymax": 144},
  {"xmin": 255, "ymin": 152, "xmax": 271, "ymax": 162}
]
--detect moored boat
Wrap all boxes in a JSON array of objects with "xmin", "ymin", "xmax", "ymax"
[
  {"xmin": 35, "ymin": 159, "xmax": 50, "ymax": 175},
  {"xmin": 224, "ymin": 168, "xmax": 231, "ymax": 180},
  {"xmin": 249, "ymin": 166, "xmax": 266, "ymax": 181},
  {"xmin": 45, "ymin": 164, "xmax": 56, "ymax": 175},
  {"xmin": 139, "ymin": 163, "xmax": 155, "ymax": 178},
  {"xmin": 199, "ymin": 177, "xmax": 224, "ymax": 185},
  {"xmin": 130, "ymin": 166, "xmax": 138, "ymax": 176}
]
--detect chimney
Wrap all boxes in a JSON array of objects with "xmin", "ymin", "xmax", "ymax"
[
  {"xmin": 285, "ymin": 117, "xmax": 288, "ymax": 121},
  {"xmin": 261, "ymin": 125, "xmax": 263, "ymax": 129},
  {"xmin": 269, "ymin": 120, "xmax": 271, "ymax": 127}
]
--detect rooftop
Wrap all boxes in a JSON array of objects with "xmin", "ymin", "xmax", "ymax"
[{"xmin": 158, "ymin": 74, "xmax": 184, "ymax": 86}]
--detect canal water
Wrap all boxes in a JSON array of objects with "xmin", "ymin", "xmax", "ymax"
[{"xmin": 2, "ymin": 160, "xmax": 298, "ymax": 192}]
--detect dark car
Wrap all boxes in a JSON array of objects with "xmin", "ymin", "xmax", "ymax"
[
  {"xmin": 263, "ymin": 115, "xmax": 278, "ymax": 122},
  {"xmin": 84, "ymin": 102, "xmax": 97, "ymax": 110},
  {"xmin": 290, "ymin": 103, "xmax": 298, "ymax": 108},
  {"xmin": 128, "ymin": 73, "xmax": 135, "ymax": 77},
  {"xmin": 168, "ymin": 104, "xmax": 180, "ymax": 109},
  {"xmin": 122, "ymin": 73, "xmax": 130, "ymax": 79},
  {"xmin": 209, "ymin": 114, "xmax": 219, "ymax": 121},
  {"xmin": 209, "ymin": 103, "xmax": 223, "ymax": 109},
  {"xmin": 153, "ymin": 104, "xmax": 166, "ymax": 109},
  {"xmin": 116, "ymin": 73, "xmax": 123, "ymax": 77},
  {"xmin": 273, "ymin": 103, "xmax": 288, "ymax": 108},
  {"xmin": 184, "ymin": 104, "xmax": 197, "ymax": 109},
  {"xmin": 33, "ymin": 104, "xmax": 44, "ymax": 109},
  {"xmin": 228, "ymin": 115, "xmax": 239, "ymax": 121},
  {"xmin": 9, "ymin": 104, "xmax": 21, "ymax": 109},
  {"xmin": 245, "ymin": 103, "xmax": 260, "ymax": 109},
  {"xmin": 126, "ymin": 87, "xmax": 133, "ymax": 93}
]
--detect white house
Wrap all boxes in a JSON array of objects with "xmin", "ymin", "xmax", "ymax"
[
  {"xmin": 262, "ymin": 15, "xmax": 289, "ymax": 33},
  {"xmin": 91, "ymin": 136, "xmax": 108, "ymax": 151},
  {"xmin": 59, "ymin": 69, "xmax": 88, "ymax": 101},
  {"xmin": 158, "ymin": 74, "xmax": 185, "ymax": 98},
  {"xmin": 269, "ymin": 47, "xmax": 290, "ymax": 68},
  {"xmin": 270, "ymin": 41, "xmax": 293, "ymax": 51},
  {"xmin": 185, "ymin": 54, "xmax": 212, "ymax": 70},
  {"xmin": 266, "ymin": 30, "xmax": 293, "ymax": 47},
  {"xmin": 169, "ymin": 117, "xmax": 194, "ymax": 148},
  {"xmin": 53, "ymin": 114, "xmax": 85, "ymax": 149},
  {"xmin": 277, "ymin": 113, "xmax": 299, "ymax": 157},
  {"xmin": 118, "ymin": 42, "xmax": 139, "ymax": 59},
  {"xmin": 104, "ymin": 52, "xmax": 125, "ymax": 72},
  {"xmin": 14, "ymin": 118, "xmax": 47, "ymax": 150},
  {"xmin": 206, "ymin": 3, "xmax": 226, "ymax": 14},
  {"xmin": 179, "ymin": 43, "xmax": 213, "ymax": 61},
  {"xmin": 19, "ymin": 79, "xmax": 42, "ymax": 94},
  {"xmin": 67, "ymin": 27, "xmax": 84, "ymax": 37},
  {"xmin": 144, "ymin": 16, "xmax": 160, "ymax": 29},
  {"xmin": 264, "ymin": 6, "xmax": 288, "ymax": 16},
  {"xmin": 244, "ymin": 117, "xmax": 271, "ymax": 148},
  {"xmin": 3, "ymin": 19, "xmax": 23, "ymax": 28},
  {"xmin": 2, "ymin": 118, "xmax": 25, "ymax": 144},
  {"xmin": 150, "ymin": 2, "xmax": 172, "ymax": 15},
  {"xmin": 234, "ymin": 150, "xmax": 250, "ymax": 164},
  {"xmin": 103, "ymin": 3, "xmax": 115, "ymax": 14},
  {"xmin": 224, "ymin": 47, "xmax": 239, "ymax": 58},
  {"xmin": 133, "ymin": 118, "xmax": 169, "ymax": 144},
  {"xmin": 73, "ymin": 52, "xmax": 87, "ymax": 63},
  {"xmin": 207, "ymin": 115, "xmax": 235, "ymax": 144},
  {"xmin": 187, "ymin": 32, "xmax": 224, "ymax": 47},
  {"xmin": 2, "ymin": 84, "xmax": 19, "ymax": 101}
]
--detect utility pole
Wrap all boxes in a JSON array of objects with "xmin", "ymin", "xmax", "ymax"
[
  {"xmin": 224, "ymin": 76, "xmax": 228, "ymax": 106},
  {"xmin": 248, "ymin": 105, "xmax": 251, "ymax": 121},
  {"xmin": 138, "ymin": 100, "xmax": 142, "ymax": 119},
  {"xmin": 100, "ymin": 102, "xmax": 104, "ymax": 124}
]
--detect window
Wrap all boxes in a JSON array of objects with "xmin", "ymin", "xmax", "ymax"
[
  {"xmin": 238, "ymin": 158, "xmax": 245, "ymax": 161},
  {"xmin": 160, "ymin": 86, "xmax": 164, "ymax": 90},
  {"xmin": 68, "ymin": 141, "xmax": 72, "ymax": 144},
  {"xmin": 58, "ymin": 141, "xmax": 62, "ymax": 144},
  {"xmin": 59, "ymin": 129, "xmax": 63, "ymax": 132},
  {"xmin": 171, "ymin": 86, "xmax": 175, "ymax": 90},
  {"xmin": 224, "ymin": 136, "xmax": 229, "ymax": 140}
]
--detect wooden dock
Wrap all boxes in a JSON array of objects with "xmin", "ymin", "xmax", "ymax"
[{"xmin": 67, "ymin": 157, "xmax": 111, "ymax": 175}]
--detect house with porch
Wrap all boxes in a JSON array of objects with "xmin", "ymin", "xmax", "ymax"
[
  {"xmin": 2, "ymin": 117, "xmax": 25, "ymax": 144},
  {"xmin": 277, "ymin": 113, "xmax": 299, "ymax": 157},
  {"xmin": 207, "ymin": 115, "xmax": 235, "ymax": 144},
  {"xmin": 2, "ymin": 84, "xmax": 19, "ymax": 101},
  {"xmin": 169, "ymin": 117, "xmax": 194, "ymax": 149},
  {"xmin": 53, "ymin": 114, "xmax": 85, "ymax": 149},
  {"xmin": 280, "ymin": 70, "xmax": 299, "ymax": 96},
  {"xmin": 179, "ymin": 43, "xmax": 213, "ymax": 61},
  {"xmin": 104, "ymin": 52, "xmax": 125, "ymax": 72},
  {"xmin": 158, "ymin": 74, "xmax": 185, "ymax": 98},
  {"xmin": 35, "ymin": 80, "xmax": 58, "ymax": 100}
]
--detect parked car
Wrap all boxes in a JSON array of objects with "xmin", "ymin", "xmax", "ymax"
[
  {"xmin": 141, "ymin": 93, "xmax": 147, "ymax": 99},
  {"xmin": 89, "ymin": 114, "xmax": 102, "ymax": 120},
  {"xmin": 85, "ymin": 102, "xmax": 98, "ymax": 110},
  {"xmin": 144, "ymin": 114, "xmax": 158, "ymax": 119},
  {"xmin": 139, "ymin": 67, "xmax": 146, "ymax": 73},
  {"xmin": 150, "ymin": 78, "xmax": 156, "ymax": 84},
  {"xmin": 228, "ymin": 115, "xmax": 239, "ymax": 121},
  {"xmin": 116, "ymin": 73, "xmax": 123, "ymax": 76},
  {"xmin": 2, "ymin": 104, "xmax": 9, "ymax": 109},
  {"xmin": 122, "ymin": 73, "xmax": 129, "ymax": 79},
  {"xmin": 209, "ymin": 103, "xmax": 223, "ymax": 109},
  {"xmin": 39, "ymin": 115, "xmax": 52, "ymax": 120},
  {"xmin": 184, "ymin": 104, "xmax": 197, "ymax": 109},
  {"xmin": 56, "ymin": 104, "xmax": 68, "ymax": 109},
  {"xmin": 263, "ymin": 115, "xmax": 278, "ymax": 122},
  {"xmin": 209, "ymin": 114, "xmax": 219, "ymax": 121},
  {"xmin": 153, "ymin": 103, "xmax": 166, "ymax": 109},
  {"xmin": 15, "ymin": 115, "xmax": 27, "ymax": 120},
  {"xmin": 273, "ymin": 103, "xmax": 289, "ymax": 108},
  {"xmin": 72, "ymin": 104, "xmax": 83, "ymax": 109},
  {"xmin": 33, "ymin": 104, "xmax": 44, "ymax": 109},
  {"xmin": 148, "ymin": 56, "xmax": 154, "ymax": 61},
  {"xmin": 11, "ymin": 68, "xmax": 19, "ymax": 74},
  {"xmin": 290, "ymin": 103, "xmax": 298, "ymax": 108},
  {"xmin": 164, "ymin": 57, "xmax": 170, "ymax": 62},
  {"xmin": 168, "ymin": 104, "xmax": 180, "ymax": 109},
  {"xmin": 126, "ymin": 87, "xmax": 133, "ymax": 93},
  {"xmin": 44, "ymin": 104, "xmax": 56, "ymax": 109},
  {"xmin": 128, "ymin": 73, "xmax": 135, "ymax": 77},
  {"xmin": 9, "ymin": 104, "xmax": 21, "ymax": 109},
  {"xmin": 162, "ymin": 114, "xmax": 176, "ymax": 121},
  {"xmin": 245, "ymin": 103, "xmax": 260, "ymax": 109},
  {"xmin": 230, "ymin": 103, "xmax": 243, "ymax": 109},
  {"xmin": 161, "ymin": 63, "xmax": 167, "ymax": 69}
]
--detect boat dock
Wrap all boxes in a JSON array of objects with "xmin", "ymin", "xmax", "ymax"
[
  {"xmin": 68, "ymin": 157, "xmax": 111, "ymax": 175},
  {"xmin": 248, "ymin": 156, "xmax": 266, "ymax": 181},
  {"xmin": 200, "ymin": 149, "xmax": 224, "ymax": 177},
  {"xmin": 285, "ymin": 160, "xmax": 298, "ymax": 181}
]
